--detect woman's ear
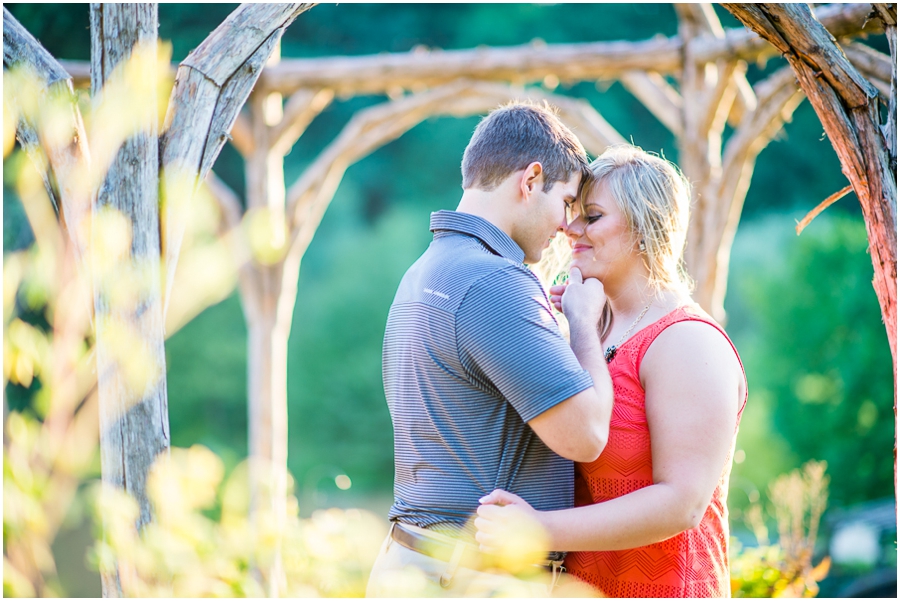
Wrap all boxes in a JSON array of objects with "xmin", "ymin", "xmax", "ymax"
[{"xmin": 518, "ymin": 161, "xmax": 544, "ymax": 200}]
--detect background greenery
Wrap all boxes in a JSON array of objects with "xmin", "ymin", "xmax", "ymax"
[{"xmin": 4, "ymin": 3, "xmax": 895, "ymax": 597}]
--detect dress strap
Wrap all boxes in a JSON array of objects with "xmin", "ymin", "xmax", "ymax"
[{"xmin": 632, "ymin": 305, "xmax": 748, "ymax": 415}]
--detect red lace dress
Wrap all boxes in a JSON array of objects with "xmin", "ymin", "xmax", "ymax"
[{"xmin": 564, "ymin": 305, "xmax": 747, "ymax": 597}]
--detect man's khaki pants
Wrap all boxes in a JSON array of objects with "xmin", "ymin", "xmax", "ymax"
[{"xmin": 365, "ymin": 523, "xmax": 554, "ymax": 598}]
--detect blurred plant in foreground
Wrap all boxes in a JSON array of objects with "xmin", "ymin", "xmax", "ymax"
[
  {"xmin": 88, "ymin": 445, "xmax": 388, "ymax": 597},
  {"xmin": 731, "ymin": 460, "xmax": 831, "ymax": 597},
  {"xmin": 3, "ymin": 52, "xmax": 235, "ymax": 596}
]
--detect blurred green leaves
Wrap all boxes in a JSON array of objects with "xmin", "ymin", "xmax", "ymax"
[{"xmin": 728, "ymin": 213, "xmax": 893, "ymax": 508}]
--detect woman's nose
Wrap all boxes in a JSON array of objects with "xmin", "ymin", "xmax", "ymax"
[{"xmin": 564, "ymin": 219, "xmax": 582, "ymax": 240}]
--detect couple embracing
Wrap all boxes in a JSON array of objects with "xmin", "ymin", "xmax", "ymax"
[{"xmin": 367, "ymin": 102, "xmax": 747, "ymax": 598}]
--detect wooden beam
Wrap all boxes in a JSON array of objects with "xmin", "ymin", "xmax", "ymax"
[
  {"xmin": 56, "ymin": 4, "xmax": 876, "ymax": 100},
  {"xmin": 269, "ymin": 88, "xmax": 335, "ymax": 156},
  {"xmin": 674, "ymin": 3, "xmax": 757, "ymax": 128},
  {"xmin": 257, "ymin": 3, "xmax": 875, "ymax": 96},
  {"xmin": 844, "ymin": 41, "xmax": 893, "ymax": 99},
  {"xmin": 693, "ymin": 3, "xmax": 879, "ymax": 64},
  {"xmin": 872, "ymin": 4, "xmax": 896, "ymax": 179},
  {"xmin": 3, "ymin": 7, "xmax": 92, "ymax": 259},
  {"xmin": 228, "ymin": 112, "xmax": 255, "ymax": 157},
  {"xmin": 262, "ymin": 37, "xmax": 683, "ymax": 96},
  {"xmin": 718, "ymin": 66, "xmax": 805, "ymax": 243},
  {"xmin": 843, "ymin": 42, "xmax": 893, "ymax": 84},
  {"xmin": 159, "ymin": 3, "xmax": 313, "ymax": 318},
  {"xmin": 619, "ymin": 71, "xmax": 683, "ymax": 136},
  {"xmin": 285, "ymin": 81, "xmax": 626, "ymax": 261}
]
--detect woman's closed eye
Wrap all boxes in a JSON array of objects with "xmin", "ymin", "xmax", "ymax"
[{"xmin": 585, "ymin": 213, "xmax": 602, "ymax": 223}]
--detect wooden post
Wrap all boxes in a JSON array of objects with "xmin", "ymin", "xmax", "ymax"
[
  {"xmin": 160, "ymin": 3, "xmax": 314, "ymax": 316},
  {"xmin": 243, "ymin": 43, "xmax": 292, "ymax": 597},
  {"xmin": 5, "ymin": 4, "xmax": 314, "ymax": 597},
  {"xmin": 89, "ymin": 4, "xmax": 167, "ymax": 597},
  {"xmin": 722, "ymin": 3, "xmax": 896, "ymax": 369},
  {"xmin": 663, "ymin": 4, "xmax": 810, "ymax": 323}
]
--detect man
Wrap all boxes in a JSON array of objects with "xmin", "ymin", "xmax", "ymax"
[{"xmin": 367, "ymin": 102, "xmax": 614, "ymax": 597}]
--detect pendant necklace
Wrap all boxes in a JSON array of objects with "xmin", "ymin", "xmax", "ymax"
[{"xmin": 604, "ymin": 302, "xmax": 653, "ymax": 363}]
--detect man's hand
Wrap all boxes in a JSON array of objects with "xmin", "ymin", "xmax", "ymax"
[
  {"xmin": 474, "ymin": 490, "xmax": 550, "ymax": 565},
  {"xmin": 554, "ymin": 267, "xmax": 606, "ymax": 327}
]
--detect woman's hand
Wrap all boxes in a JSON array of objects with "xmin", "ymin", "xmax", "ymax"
[
  {"xmin": 548, "ymin": 282, "xmax": 567, "ymax": 312},
  {"xmin": 474, "ymin": 490, "xmax": 545, "ymax": 555}
]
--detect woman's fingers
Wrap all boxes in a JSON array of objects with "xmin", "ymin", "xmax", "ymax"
[
  {"xmin": 549, "ymin": 283, "xmax": 569, "ymax": 312},
  {"xmin": 549, "ymin": 284, "xmax": 568, "ymax": 296}
]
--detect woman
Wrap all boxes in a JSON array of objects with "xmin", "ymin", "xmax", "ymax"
[{"xmin": 475, "ymin": 145, "xmax": 747, "ymax": 597}]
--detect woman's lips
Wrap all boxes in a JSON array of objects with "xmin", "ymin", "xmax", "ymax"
[{"xmin": 572, "ymin": 244, "xmax": 592, "ymax": 254}]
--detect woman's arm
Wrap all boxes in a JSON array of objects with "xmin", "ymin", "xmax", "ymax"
[{"xmin": 475, "ymin": 320, "xmax": 745, "ymax": 552}]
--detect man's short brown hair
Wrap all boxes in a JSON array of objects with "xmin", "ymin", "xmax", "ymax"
[{"xmin": 461, "ymin": 101, "xmax": 589, "ymax": 192}]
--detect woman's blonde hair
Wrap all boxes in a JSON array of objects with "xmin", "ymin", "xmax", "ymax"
[
  {"xmin": 582, "ymin": 144, "xmax": 693, "ymax": 295},
  {"xmin": 532, "ymin": 144, "xmax": 693, "ymax": 340}
]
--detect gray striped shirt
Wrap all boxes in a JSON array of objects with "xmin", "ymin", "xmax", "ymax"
[{"xmin": 384, "ymin": 210, "xmax": 594, "ymax": 532}]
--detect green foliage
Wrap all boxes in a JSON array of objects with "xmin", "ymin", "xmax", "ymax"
[
  {"xmin": 165, "ymin": 205, "xmax": 433, "ymax": 498},
  {"xmin": 730, "ymin": 461, "xmax": 831, "ymax": 598},
  {"xmin": 731, "ymin": 543, "xmax": 831, "ymax": 598},
  {"xmin": 288, "ymin": 206, "xmax": 431, "ymax": 492},
  {"xmin": 87, "ymin": 445, "xmax": 387, "ymax": 597},
  {"xmin": 164, "ymin": 294, "xmax": 248, "ymax": 467},
  {"xmin": 727, "ymin": 213, "xmax": 893, "ymax": 508},
  {"xmin": 5, "ymin": 4, "xmax": 894, "ymax": 594}
]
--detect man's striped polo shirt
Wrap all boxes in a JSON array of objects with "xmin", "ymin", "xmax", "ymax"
[{"xmin": 383, "ymin": 210, "xmax": 594, "ymax": 533}]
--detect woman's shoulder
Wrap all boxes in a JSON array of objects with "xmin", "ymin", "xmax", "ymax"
[
  {"xmin": 638, "ymin": 304, "xmax": 748, "ymax": 420},
  {"xmin": 637, "ymin": 303, "xmax": 743, "ymax": 379}
]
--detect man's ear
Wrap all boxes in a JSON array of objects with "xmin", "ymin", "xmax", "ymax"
[{"xmin": 518, "ymin": 162, "xmax": 544, "ymax": 201}]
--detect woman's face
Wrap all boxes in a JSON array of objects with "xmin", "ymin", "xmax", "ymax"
[{"xmin": 565, "ymin": 182, "xmax": 642, "ymax": 285}]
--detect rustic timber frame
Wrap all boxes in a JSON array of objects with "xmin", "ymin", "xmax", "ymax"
[
  {"xmin": 4, "ymin": 3, "xmax": 313, "ymax": 596},
  {"xmin": 181, "ymin": 3, "xmax": 892, "ymax": 497},
  {"xmin": 4, "ymin": 2, "xmax": 897, "ymax": 596}
]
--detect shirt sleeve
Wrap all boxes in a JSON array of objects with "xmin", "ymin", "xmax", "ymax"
[{"xmin": 456, "ymin": 265, "xmax": 595, "ymax": 423}]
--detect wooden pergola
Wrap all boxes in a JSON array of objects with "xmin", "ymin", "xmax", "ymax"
[{"xmin": 4, "ymin": 3, "xmax": 896, "ymax": 596}]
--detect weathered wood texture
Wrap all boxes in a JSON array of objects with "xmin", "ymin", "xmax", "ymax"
[
  {"xmin": 619, "ymin": 70, "xmax": 684, "ymax": 135},
  {"xmin": 843, "ymin": 41, "xmax": 894, "ymax": 97},
  {"xmin": 673, "ymin": 4, "xmax": 807, "ymax": 321},
  {"xmin": 89, "ymin": 4, "xmax": 165, "ymax": 598},
  {"xmin": 3, "ymin": 7, "xmax": 69, "ymax": 84},
  {"xmin": 873, "ymin": 5, "xmax": 896, "ymax": 177},
  {"xmin": 257, "ymin": 2, "xmax": 874, "ymax": 95},
  {"xmin": 723, "ymin": 3, "xmax": 896, "ymax": 371},
  {"xmin": 3, "ymin": 7, "xmax": 92, "ymax": 258},
  {"xmin": 57, "ymin": 3, "xmax": 877, "ymax": 97},
  {"xmin": 159, "ymin": 3, "xmax": 313, "ymax": 317}
]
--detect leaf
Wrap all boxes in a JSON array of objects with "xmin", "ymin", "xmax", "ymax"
[{"xmin": 808, "ymin": 555, "xmax": 831, "ymax": 582}]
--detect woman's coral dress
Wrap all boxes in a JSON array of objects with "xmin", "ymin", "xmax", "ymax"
[{"xmin": 565, "ymin": 306, "xmax": 747, "ymax": 597}]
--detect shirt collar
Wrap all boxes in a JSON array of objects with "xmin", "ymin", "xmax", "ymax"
[{"xmin": 430, "ymin": 210, "xmax": 526, "ymax": 264}]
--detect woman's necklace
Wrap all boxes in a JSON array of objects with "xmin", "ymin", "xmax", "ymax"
[{"xmin": 604, "ymin": 302, "xmax": 653, "ymax": 363}]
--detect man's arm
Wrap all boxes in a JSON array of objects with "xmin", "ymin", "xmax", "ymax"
[
  {"xmin": 457, "ymin": 266, "xmax": 612, "ymax": 463},
  {"xmin": 528, "ymin": 267, "xmax": 612, "ymax": 462}
]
